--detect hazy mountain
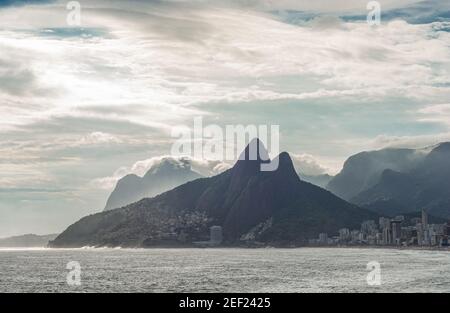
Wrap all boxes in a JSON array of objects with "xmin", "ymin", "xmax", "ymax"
[
  {"xmin": 104, "ymin": 158, "xmax": 202, "ymax": 211},
  {"xmin": 50, "ymin": 139, "xmax": 376, "ymax": 248},
  {"xmin": 0, "ymin": 233, "xmax": 58, "ymax": 248},
  {"xmin": 299, "ymin": 173, "xmax": 333, "ymax": 189},
  {"xmin": 327, "ymin": 147, "xmax": 429, "ymax": 200},
  {"xmin": 352, "ymin": 143, "xmax": 450, "ymax": 218},
  {"xmin": 400, "ymin": 212, "xmax": 448, "ymax": 225}
]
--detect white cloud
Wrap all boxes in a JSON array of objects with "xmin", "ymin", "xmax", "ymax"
[
  {"xmin": 308, "ymin": 15, "xmax": 346, "ymax": 30},
  {"xmin": 370, "ymin": 133, "xmax": 450, "ymax": 149},
  {"xmin": 77, "ymin": 132, "xmax": 122, "ymax": 145},
  {"xmin": 129, "ymin": 156, "xmax": 231, "ymax": 177},
  {"xmin": 0, "ymin": 2, "xmax": 449, "ymax": 135},
  {"xmin": 1, "ymin": 2, "xmax": 449, "ymax": 167},
  {"xmin": 290, "ymin": 153, "xmax": 331, "ymax": 176},
  {"xmin": 91, "ymin": 155, "xmax": 231, "ymax": 190},
  {"xmin": 418, "ymin": 103, "xmax": 450, "ymax": 126},
  {"xmin": 184, "ymin": 0, "xmax": 422, "ymax": 12}
]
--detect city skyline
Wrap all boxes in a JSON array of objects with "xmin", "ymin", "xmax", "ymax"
[{"xmin": 313, "ymin": 209, "xmax": 449, "ymax": 248}]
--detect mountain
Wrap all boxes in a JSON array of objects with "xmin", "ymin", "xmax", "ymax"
[
  {"xmin": 104, "ymin": 158, "xmax": 202, "ymax": 211},
  {"xmin": 352, "ymin": 143, "xmax": 450, "ymax": 218},
  {"xmin": 50, "ymin": 139, "xmax": 377, "ymax": 248},
  {"xmin": 299, "ymin": 173, "xmax": 333, "ymax": 189},
  {"xmin": 397, "ymin": 212, "xmax": 448, "ymax": 225},
  {"xmin": 327, "ymin": 147, "xmax": 429, "ymax": 200},
  {"xmin": 0, "ymin": 233, "xmax": 58, "ymax": 248}
]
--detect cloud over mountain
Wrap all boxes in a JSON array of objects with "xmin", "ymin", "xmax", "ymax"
[{"xmin": 91, "ymin": 155, "xmax": 231, "ymax": 191}]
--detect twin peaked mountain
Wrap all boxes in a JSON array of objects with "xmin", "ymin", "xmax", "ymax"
[{"xmin": 51, "ymin": 139, "xmax": 376, "ymax": 248}]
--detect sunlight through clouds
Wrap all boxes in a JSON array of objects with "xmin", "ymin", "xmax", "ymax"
[{"xmin": 1, "ymin": 0, "xmax": 450, "ymax": 236}]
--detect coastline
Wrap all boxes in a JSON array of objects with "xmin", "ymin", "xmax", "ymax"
[
  {"xmin": 2, "ymin": 245, "xmax": 449, "ymax": 252},
  {"xmin": 303, "ymin": 245, "xmax": 450, "ymax": 252}
]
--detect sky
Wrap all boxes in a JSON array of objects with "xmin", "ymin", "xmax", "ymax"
[{"xmin": 0, "ymin": 0, "xmax": 450, "ymax": 237}]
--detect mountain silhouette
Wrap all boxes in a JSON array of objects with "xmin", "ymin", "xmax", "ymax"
[
  {"xmin": 0, "ymin": 233, "xmax": 58, "ymax": 248},
  {"xmin": 352, "ymin": 142, "xmax": 450, "ymax": 218},
  {"xmin": 50, "ymin": 139, "xmax": 376, "ymax": 248},
  {"xmin": 327, "ymin": 147, "xmax": 429, "ymax": 200},
  {"xmin": 104, "ymin": 158, "xmax": 202, "ymax": 211}
]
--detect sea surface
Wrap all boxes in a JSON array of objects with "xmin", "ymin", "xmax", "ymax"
[{"xmin": 0, "ymin": 247, "xmax": 449, "ymax": 293}]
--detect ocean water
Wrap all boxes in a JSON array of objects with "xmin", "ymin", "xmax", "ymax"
[{"xmin": 0, "ymin": 247, "xmax": 449, "ymax": 293}]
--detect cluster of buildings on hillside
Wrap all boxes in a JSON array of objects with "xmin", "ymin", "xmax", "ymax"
[{"xmin": 311, "ymin": 209, "xmax": 449, "ymax": 247}]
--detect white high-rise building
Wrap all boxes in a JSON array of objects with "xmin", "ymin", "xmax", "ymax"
[
  {"xmin": 422, "ymin": 209, "xmax": 428, "ymax": 227},
  {"xmin": 319, "ymin": 233, "xmax": 328, "ymax": 244},
  {"xmin": 391, "ymin": 220, "xmax": 402, "ymax": 245},
  {"xmin": 416, "ymin": 223, "xmax": 423, "ymax": 245},
  {"xmin": 339, "ymin": 228, "xmax": 350, "ymax": 243},
  {"xmin": 210, "ymin": 226, "xmax": 223, "ymax": 245}
]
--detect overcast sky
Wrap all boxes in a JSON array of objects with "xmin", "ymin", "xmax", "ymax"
[{"xmin": 1, "ymin": 0, "xmax": 450, "ymax": 237}]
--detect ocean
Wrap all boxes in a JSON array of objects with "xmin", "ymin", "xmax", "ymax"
[{"xmin": 0, "ymin": 247, "xmax": 449, "ymax": 293}]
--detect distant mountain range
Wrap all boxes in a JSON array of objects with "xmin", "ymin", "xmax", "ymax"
[
  {"xmin": 0, "ymin": 233, "xmax": 58, "ymax": 248},
  {"xmin": 327, "ymin": 147, "xmax": 429, "ymax": 200},
  {"xmin": 104, "ymin": 158, "xmax": 202, "ymax": 211},
  {"xmin": 328, "ymin": 142, "xmax": 450, "ymax": 219},
  {"xmin": 300, "ymin": 173, "xmax": 333, "ymax": 189},
  {"xmin": 50, "ymin": 139, "xmax": 376, "ymax": 248},
  {"xmin": 49, "ymin": 140, "xmax": 450, "ymax": 248}
]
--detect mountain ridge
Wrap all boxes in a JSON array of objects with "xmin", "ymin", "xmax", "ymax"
[
  {"xmin": 336, "ymin": 142, "xmax": 450, "ymax": 218},
  {"xmin": 50, "ymin": 139, "xmax": 377, "ymax": 248},
  {"xmin": 0, "ymin": 233, "xmax": 58, "ymax": 248},
  {"xmin": 104, "ymin": 157, "xmax": 202, "ymax": 211},
  {"xmin": 327, "ymin": 147, "xmax": 428, "ymax": 200}
]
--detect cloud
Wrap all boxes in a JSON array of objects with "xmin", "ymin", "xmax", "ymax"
[
  {"xmin": 196, "ymin": 0, "xmax": 422, "ymax": 12},
  {"xmin": 130, "ymin": 156, "xmax": 232, "ymax": 177},
  {"xmin": 290, "ymin": 153, "xmax": 330, "ymax": 176},
  {"xmin": 308, "ymin": 15, "xmax": 346, "ymax": 30},
  {"xmin": 76, "ymin": 132, "xmax": 122, "ymax": 145},
  {"xmin": 370, "ymin": 133, "xmax": 450, "ymax": 149},
  {"xmin": 0, "ymin": 0, "xmax": 53, "ymax": 8},
  {"xmin": 0, "ymin": 65, "xmax": 36, "ymax": 96},
  {"xmin": 0, "ymin": 1, "xmax": 449, "ymax": 133},
  {"xmin": 90, "ymin": 155, "xmax": 232, "ymax": 190},
  {"xmin": 0, "ymin": 187, "xmax": 68, "ymax": 193},
  {"xmin": 418, "ymin": 103, "xmax": 450, "ymax": 126},
  {"xmin": 374, "ymin": 0, "xmax": 450, "ymax": 24}
]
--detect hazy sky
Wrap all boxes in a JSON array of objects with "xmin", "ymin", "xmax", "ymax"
[{"xmin": 1, "ymin": 0, "xmax": 450, "ymax": 237}]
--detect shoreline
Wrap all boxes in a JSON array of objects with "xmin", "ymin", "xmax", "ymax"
[
  {"xmin": 1, "ymin": 245, "xmax": 449, "ymax": 252},
  {"xmin": 305, "ymin": 245, "xmax": 450, "ymax": 252}
]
